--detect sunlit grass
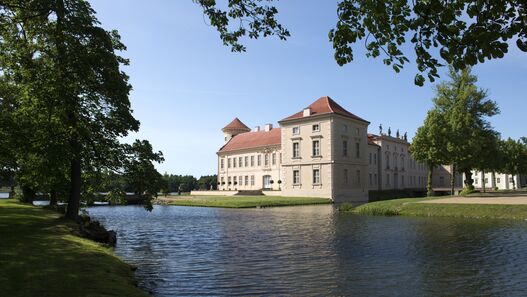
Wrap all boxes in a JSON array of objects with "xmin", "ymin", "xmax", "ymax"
[
  {"xmin": 165, "ymin": 196, "xmax": 332, "ymax": 208},
  {"xmin": 349, "ymin": 197, "xmax": 527, "ymax": 220},
  {"xmin": 0, "ymin": 199, "xmax": 147, "ymax": 297}
]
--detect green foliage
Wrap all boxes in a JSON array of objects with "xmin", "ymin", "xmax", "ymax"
[
  {"xmin": 197, "ymin": 1, "xmax": 527, "ymax": 85},
  {"xmin": 197, "ymin": 175, "xmax": 218, "ymax": 190},
  {"xmin": 0, "ymin": 1, "xmax": 164, "ymax": 217},
  {"xmin": 338, "ymin": 202, "xmax": 354, "ymax": 212},
  {"xmin": 163, "ymin": 174, "xmax": 198, "ymax": 193},
  {"xmin": 459, "ymin": 188, "xmax": 477, "ymax": 196},
  {"xmin": 194, "ymin": 0, "xmax": 290, "ymax": 52}
]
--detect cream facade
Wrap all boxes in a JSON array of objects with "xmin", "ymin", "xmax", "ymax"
[{"xmin": 217, "ymin": 97, "xmax": 430, "ymax": 202}]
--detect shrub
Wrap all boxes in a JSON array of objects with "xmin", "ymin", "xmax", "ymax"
[
  {"xmin": 460, "ymin": 187, "xmax": 477, "ymax": 196},
  {"xmin": 339, "ymin": 202, "xmax": 354, "ymax": 212}
]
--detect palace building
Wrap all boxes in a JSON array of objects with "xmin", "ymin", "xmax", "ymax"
[{"xmin": 217, "ymin": 96, "xmax": 429, "ymax": 202}]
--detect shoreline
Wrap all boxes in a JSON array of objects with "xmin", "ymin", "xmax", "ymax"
[
  {"xmin": 156, "ymin": 195, "xmax": 332, "ymax": 208},
  {"xmin": 0, "ymin": 199, "xmax": 148, "ymax": 297},
  {"xmin": 347, "ymin": 196, "xmax": 527, "ymax": 220}
]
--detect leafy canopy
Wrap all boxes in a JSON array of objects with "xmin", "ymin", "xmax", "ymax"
[{"xmin": 197, "ymin": 0, "xmax": 527, "ymax": 85}]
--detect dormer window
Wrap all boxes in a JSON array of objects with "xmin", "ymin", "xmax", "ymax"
[
  {"xmin": 292, "ymin": 126, "xmax": 300, "ymax": 135},
  {"xmin": 312, "ymin": 124, "xmax": 320, "ymax": 132}
]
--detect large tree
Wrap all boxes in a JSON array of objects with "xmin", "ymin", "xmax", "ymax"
[
  {"xmin": 0, "ymin": 0, "xmax": 163, "ymax": 219},
  {"xmin": 433, "ymin": 67, "xmax": 499, "ymax": 190},
  {"xmin": 411, "ymin": 109, "xmax": 449, "ymax": 196},
  {"xmin": 499, "ymin": 138, "xmax": 527, "ymax": 189},
  {"xmin": 196, "ymin": 0, "xmax": 527, "ymax": 85}
]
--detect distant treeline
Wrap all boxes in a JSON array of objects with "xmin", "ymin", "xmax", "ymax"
[{"xmin": 162, "ymin": 174, "xmax": 217, "ymax": 193}]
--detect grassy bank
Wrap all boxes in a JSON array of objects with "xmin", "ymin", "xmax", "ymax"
[
  {"xmin": 162, "ymin": 195, "xmax": 332, "ymax": 208},
  {"xmin": 0, "ymin": 199, "xmax": 147, "ymax": 297},
  {"xmin": 349, "ymin": 197, "xmax": 527, "ymax": 220}
]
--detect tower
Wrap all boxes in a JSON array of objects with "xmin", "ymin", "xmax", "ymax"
[{"xmin": 222, "ymin": 118, "xmax": 250, "ymax": 143}]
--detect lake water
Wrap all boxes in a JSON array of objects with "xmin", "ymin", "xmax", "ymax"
[{"xmin": 88, "ymin": 205, "xmax": 527, "ymax": 296}]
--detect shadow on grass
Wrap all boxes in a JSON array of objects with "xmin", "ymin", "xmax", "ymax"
[{"xmin": 0, "ymin": 199, "xmax": 147, "ymax": 297}]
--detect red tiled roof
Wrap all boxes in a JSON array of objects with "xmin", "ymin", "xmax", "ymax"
[
  {"xmin": 222, "ymin": 118, "xmax": 250, "ymax": 132},
  {"xmin": 280, "ymin": 96, "xmax": 369, "ymax": 123},
  {"xmin": 219, "ymin": 128, "xmax": 281, "ymax": 153}
]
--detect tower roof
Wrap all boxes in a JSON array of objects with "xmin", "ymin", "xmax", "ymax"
[
  {"xmin": 222, "ymin": 117, "xmax": 250, "ymax": 132},
  {"xmin": 280, "ymin": 96, "xmax": 369, "ymax": 123}
]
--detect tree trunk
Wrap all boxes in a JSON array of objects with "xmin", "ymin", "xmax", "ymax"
[
  {"xmin": 49, "ymin": 190, "xmax": 57, "ymax": 206},
  {"xmin": 482, "ymin": 169, "xmax": 486, "ymax": 193},
  {"xmin": 9, "ymin": 185, "xmax": 15, "ymax": 199},
  {"xmin": 21, "ymin": 186, "xmax": 35, "ymax": 204},
  {"xmin": 427, "ymin": 165, "xmax": 434, "ymax": 197},
  {"xmin": 450, "ymin": 164, "xmax": 456, "ymax": 196},
  {"xmin": 66, "ymin": 146, "xmax": 82, "ymax": 220},
  {"xmin": 464, "ymin": 169, "xmax": 473, "ymax": 190}
]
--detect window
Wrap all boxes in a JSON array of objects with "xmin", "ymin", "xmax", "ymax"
[
  {"xmin": 251, "ymin": 175, "xmax": 255, "ymax": 186},
  {"xmin": 228, "ymin": 158, "xmax": 231, "ymax": 168},
  {"xmin": 312, "ymin": 140, "xmax": 320, "ymax": 156},
  {"xmin": 233, "ymin": 158, "xmax": 237, "ymax": 168},
  {"xmin": 369, "ymin": 173, "xmax": 372, "ymax": 186},
  {"xmin": 401, "ymin": 176, "xmax": 405, "ymax": 187},
  {"xmin": 484, "ymin": 178, "xmax": 488, "ymax": 184},
  {"xmin": 272, "ymin": 153, "xmax": 276, "ymax": 165},
  {"xmin": 228, "ymin": 177, "xmax": 231, "ymax": 185},
  {"xmin": 313, "ymin": 169, "xmax": 320, "ymax": 184},
  {"xmin": 265, "ymin": 154, "xmax": 269, "ymax": 166},
  {"xmin": 221, "ymin": 177, "xmax": 224, "ymax": 185},
  {"xmin": 386, "ymin": 154, "xmax": 390, "ymax": 169},
  {"xmin": 356, "ymin": 128, "xmax": 360, "ymax": 136},
  {"xmin": 475, "ymin": 178, "xmax": 479, "ymax": 184},
  {"xmin": 245, "ymin": 156, "xmax": 248, "ymax": 167},
  {"xmin": 356, "ymin": 170, "xmax": 361, "ymax": 185},
  {"xmin": 239, "ymin": 157, "xmax": 243, "ymax": 167},
  {"xmin": 257, "ymin": 155, "xmax": 261, "ymax": 166},
  {"xmin": 343, "ymin": 140, "xmax": 348, "ymax": 157},
  {"xmin": 293, "ymin": 170, "xmax": 300, "ymax": 185},
  {"xmin": 279, "ymin": 153, "xmax": 282, "ymax": 164},
  {"xmin": 293, "ymin": 142, "xmax": 300, "ymax": 158},
  {"xmin": 233, "ymin": 176, "xmax": 237, "ymax": 185},
  {"xmin": 221, "ymin": 159, "xmax": 224, "ymax": 169},
  {"xmin": 369, "ymin": 153, "xmax": 372, "ymax": 165},
  {"xmin": 374, "ymin": 153, "xmax": 377, "ymax": 165},
  {"xmin": 292, "ymin": 126, "xmax": 300, "ymax": 135},
  {"xmin": 251, "ymin": 156, "xmax": 255, "ymax": 167},
  {"xmin": 342, "ymin": 124, "xmax": 348, "ymax": 133},
  {"xmin": 245, "ymin": 176, "xmax": 249, "ymax": 186},
  {"xmin": 344, "ymin": 169, "xmax": 349, "ymax": 184},
  {"xmin": 312, "ymin": 124, "xmax": 320, "ymax": 132},
  {"xmin": 374, "ymin": 174, "xmax": 377, "ymax": 185},
  {"xmin": 387, "ymin": 174, "xmax": 390, "ymax": 185},
  {"xmin": 497, "ymin": 178, "xmax": 501, "ymax": 184}
]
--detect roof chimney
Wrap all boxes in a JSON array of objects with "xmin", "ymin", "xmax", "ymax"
[
  {"xmin": 264, "ymin": 124, "xmax": 273, "ymax": 132},
  {"xmin": 254, "ymin": 126, "xmax": 261, "ymax": 132},
  {"xmin": 303, "ymin": 108, "xmax": 311, "ymax": 117}
]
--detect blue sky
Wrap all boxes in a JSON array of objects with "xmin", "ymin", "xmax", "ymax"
[{"xmin": 89, "ymin": 0, "xmax": 526, "ymax": 177}]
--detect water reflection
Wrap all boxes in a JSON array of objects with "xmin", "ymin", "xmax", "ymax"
[{"xmin": 88, "ymin": 205, "xmax": 527, "ymax": 296}]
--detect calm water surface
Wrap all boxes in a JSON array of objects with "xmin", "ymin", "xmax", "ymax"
[{"xmin": 88, "ymin": 205, "xmax": 527, "ymax": 296}]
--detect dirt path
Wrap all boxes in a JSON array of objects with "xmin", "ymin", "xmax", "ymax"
[{"xmin": 420, "ymin": 195, "xmax": 527, "ymax": 205}]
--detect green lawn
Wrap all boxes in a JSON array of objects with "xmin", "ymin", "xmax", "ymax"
[
  {"xmin": 164, "ymin": 195, "xmax": 332, "ymax": 208},
  {"xmin": 0, "ymin": 199, "xmax": 147, "ymax": 297},
  {"xmin": 349, "ymin": 197, "xmax": 527, "ymax": 220}
]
